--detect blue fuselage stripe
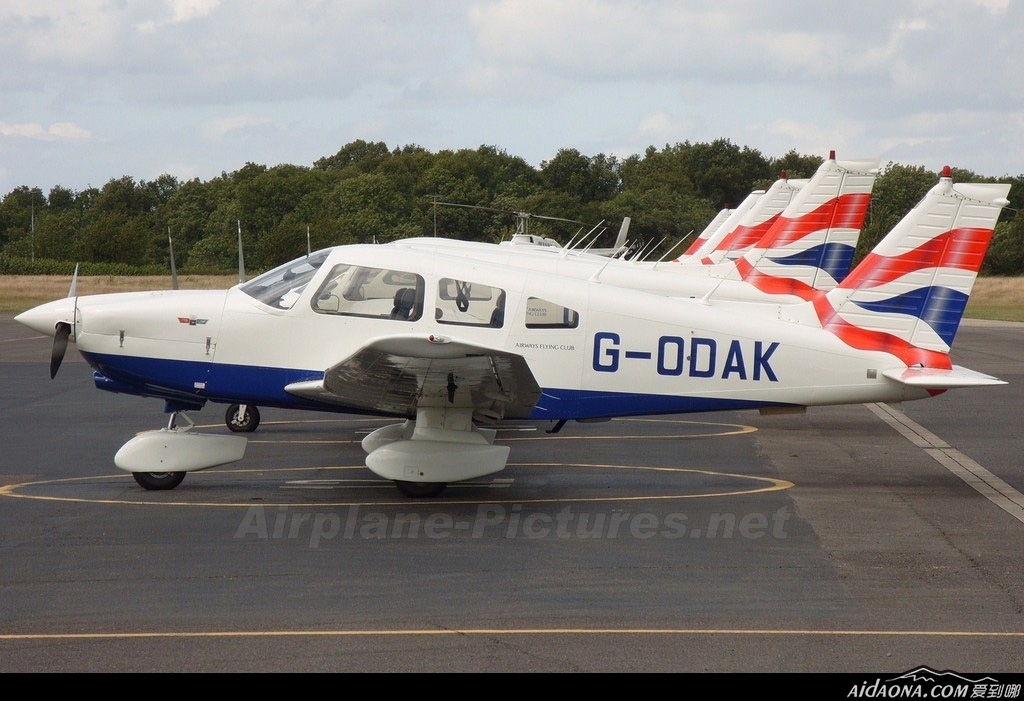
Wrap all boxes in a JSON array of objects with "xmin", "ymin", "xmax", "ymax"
[{"xmin": 82, "ymin": 352, "xmax": 795, "ymax": 419}]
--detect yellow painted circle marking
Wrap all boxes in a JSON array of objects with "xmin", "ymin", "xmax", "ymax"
[{"xmin": 1, "ymin": 416, "xmax": 789, "ymax": 507}]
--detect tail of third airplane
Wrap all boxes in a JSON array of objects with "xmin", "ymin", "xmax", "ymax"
[{"xmin": 814, "ymin": 166, "xmax": 1011, "ymax": 384}]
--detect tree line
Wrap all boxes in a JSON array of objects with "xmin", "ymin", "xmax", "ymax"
[{"xmin": 1, "ymin": 138, "xmax": 1022, "ymax": 277}]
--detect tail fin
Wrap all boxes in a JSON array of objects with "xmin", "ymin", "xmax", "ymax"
[
  {"xmin": 814, "ymin": 166, "xmax": 1010, "ymax": 372},
  {"xmin": 731, "ymin": 152, "xmax": 880, "ymax": 294},
  {"xmin": 676, "ymin": 205, "xmax": 737, "ymax": 259},
  {"xmin": 687, "ymin": 176, "xmax": 803, "ymax": 265}
]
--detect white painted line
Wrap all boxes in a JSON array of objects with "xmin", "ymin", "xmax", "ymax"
[{"xmin": 867, "ymin": 402, "xmax": 1024, "ymax": 525}]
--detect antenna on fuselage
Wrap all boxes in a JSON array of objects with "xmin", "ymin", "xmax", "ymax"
[
  {"xmin": 168, "ymin": 226, "xmax": 179, "ymax": 290},
  {"xmin": 588, "ymin": 254, "xmax": 615, "ymax": 282},
  {"xmin": 651, "ymin": 231, "xmax": 693, "ymax": 270},
  {"xmin": 626, "ymin": 237, "xmax": 659, "ymax": 263},
  {"xmin": 237, "ymin": 220, "xmax": 246, "ymax": 284},
  {"xmin": 562, "ymin": 221, "xmax": 606, "ymax": 258},
  {"xmin": 67, "ymin": 262, "xmax": 79, "ymax": 298},
  {"xmin": 306, "ymin": 224, "xmax": 311, "ymax": 257}
]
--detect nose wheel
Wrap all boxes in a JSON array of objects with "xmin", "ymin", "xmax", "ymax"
[{"xmin": 226, "ymin": 404, "xmax": 260, "ymax": 433}]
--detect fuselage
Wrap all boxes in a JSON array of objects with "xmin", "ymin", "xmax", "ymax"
[{"xmin": 16, "ymin": 243, "xmax": 931, "ymax": 421}]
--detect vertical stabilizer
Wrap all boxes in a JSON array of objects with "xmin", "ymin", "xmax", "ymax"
[
  {"xmin": 675, "ymin": 205, "xmax": 738, "ymax": 260},
  {"xmin": 688, "ymin": 176, "xmax": 802, "ymax": 265},
  {"xmin": 816, "ymin": 167, "xmax": 1010, "ymax": 367},
  {"xmin": 729, "ymin": 152, "xmax": 880, "ymax": 295}
]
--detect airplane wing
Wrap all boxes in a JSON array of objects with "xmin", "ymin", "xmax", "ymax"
[
  {"xmin": 284, "ymin": 333, "xmax": 542, "ymax": 421},
  {"xmin": 882, "ymin": 365, "xmax": 1007, "ymax": 389}
]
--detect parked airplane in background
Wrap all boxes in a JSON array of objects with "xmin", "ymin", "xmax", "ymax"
[
  {"xmin": 15, "ymin": 169, "xmax": 1008, "ymax": 498},
  {"xmin": 673, "ymin": 204, "xmax": 738, "ymax": 260},
  {"xmin": 676, "ymin": 172, "xmax": 808, "ymax": 265},
  {"xmin": 507, "ymin": 216, "xmax": 631, "ymax": 258},
  {"xmin": 398, "ymin": 152, "xmax": 879, "ymax": 302},
  {"xmin": 433, "ymin": 203, "xmax": 632, "ymax": 258}
]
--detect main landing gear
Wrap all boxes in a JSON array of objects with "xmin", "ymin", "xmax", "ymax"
[
  {"xmin": 133, "ymin": 471, "xmax": 186, "ymax": 490},
  {"xmin": 394, "ymin": 481, "xmax": 448, "ymax": 498},
  {"xmin": 130, "ymin": 410, "xmax": 192, "ymax": 491},
  {"xmin": 226, "ymin": 404, "xmax": 260, "ymax": 433}
]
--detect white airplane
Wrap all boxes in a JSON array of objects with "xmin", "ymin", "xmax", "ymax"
[
  {"xmin": 14, "ymin": 168, "xmax": 1009, "ymax": 498},
  {"xmin": 395, "ymin": 152, "xmax": 879, "ymax": 303}
]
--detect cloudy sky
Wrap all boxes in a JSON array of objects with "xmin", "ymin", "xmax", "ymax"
[{"xmin": 2, "ymin": 0, "xmax": 1022, "ymax": 196}]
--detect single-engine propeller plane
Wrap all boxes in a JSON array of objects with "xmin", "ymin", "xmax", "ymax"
[{"xmin": 14, "ymin": 168, "xmax": 1010, "ymax": 498}]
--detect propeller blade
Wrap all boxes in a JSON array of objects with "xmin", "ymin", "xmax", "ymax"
[{"xmin": 50, "ymin": 322, "xmax": 70, "ymax": 379}]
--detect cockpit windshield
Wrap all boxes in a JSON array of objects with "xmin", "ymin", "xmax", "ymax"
[{"xmin": 239, "ymin": 249, "xmax": 331, "ymax": 309}]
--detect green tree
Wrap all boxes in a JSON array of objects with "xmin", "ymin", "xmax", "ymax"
[
  {"xmin": 608, "ymin": 185, "xmax": 716, "ymax": 258},
  {"xmin": 769, "ymin": 149, "xmax": 824, "ymax": 182},
  {"xmin": 314, "ymin": 140, "xmax": 392, "ymax": 174},
  {"xmin": 0, "ymin": 186, "xmax": 44, "ymax": 257},
  {"xmin": 984, "ymin": 212, "xmax": 1024, "ymax": 275},
  {"xmin": 541, "ymin": 148, "xmax": 620, "ymax": 203},
  {"xmin": 323, "ymin": 173, "xmax": 417, "ymax": 245}
]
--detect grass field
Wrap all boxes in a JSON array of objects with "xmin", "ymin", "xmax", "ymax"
[{"xmin": 2, "ymin": 274, "xmax": 1022, "ymax": 322}]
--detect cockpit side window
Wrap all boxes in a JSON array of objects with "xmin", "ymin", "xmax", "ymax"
[
  {"xmin": 435, "ymin": 278, "xmax": 506, "ymax": 328},
  {"xmin": 312, "ymin": 264, "xmax": 424, "ymax": 321},
  {"xmin": 239, "ymin": 250, "xmax": 330, "ymax": 309}
]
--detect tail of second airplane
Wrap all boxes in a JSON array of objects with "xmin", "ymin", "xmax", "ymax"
[
  {"xmin": 813, "ymin": 166, "xmax": 1011, "ymax": 381},
  {"xmin": 729, "ymin": 152, "xmax": 880, "ymax": 295},
  {"xmin": 681, "ymin": 175, "xmax": 803, "ymax": 265}
]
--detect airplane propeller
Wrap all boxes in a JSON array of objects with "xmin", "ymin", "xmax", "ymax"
[
  {"xmin": 48, "ymin": 263, "xmax": 79, "ymax": 379},
  {"xmin": 50, "ymin": 322, "xmax": 70, "ymax": 379}
]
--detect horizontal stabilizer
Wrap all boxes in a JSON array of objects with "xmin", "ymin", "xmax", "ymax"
[{"xmin": 881, "ymin": 365, "xmax": 1006, "ymax": 389}]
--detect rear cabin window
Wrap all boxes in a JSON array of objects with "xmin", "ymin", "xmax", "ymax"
[
  {"xmin": 435, "ymin": 278, "xmax": 506, "ymax": 328},
  {"xmin": 525, "ymin": 296, "xmax": 579, "ymax": 329},
  {"xmin": 312, "ymin": 264, "xmax": 425, "ymax": 321}
]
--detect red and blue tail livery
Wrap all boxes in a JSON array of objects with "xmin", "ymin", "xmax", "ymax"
[{"xmin": 815, "ymin": 167, "xmax": 1008, "ymax": 371}]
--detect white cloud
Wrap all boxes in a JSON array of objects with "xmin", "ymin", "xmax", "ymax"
[
  {"xmin": 169, "ymin": 0, "xmax": 221, "ymax": 23},
  {"xmin": 635, "ymin": 111, "xmax": 696, "ymax": 144},
  {"xmin": 201, "ymin": 114, "xmax": 274, "ymax": 140},
  {"xmin": 0, "ymin": 121, "xmax": 91, "ymax": 141}
]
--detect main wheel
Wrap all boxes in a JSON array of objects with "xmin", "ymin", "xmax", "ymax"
[
  {"xmin": 132, "ymin": 472, "xmax": 186, "ymax": 491},
  {"xmin": 226, "ymin": 404, "xmax": 260, "ymax": 432},
  {"xmin": 395, "ymin": 481, "xmax": 447, "ymax": 498}
]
